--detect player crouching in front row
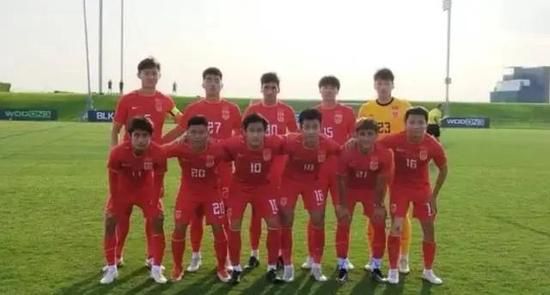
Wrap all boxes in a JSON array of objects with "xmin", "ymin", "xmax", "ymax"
[{"xmin": 101, "ymin": 117, "xmax": 168, "ymax": 284}]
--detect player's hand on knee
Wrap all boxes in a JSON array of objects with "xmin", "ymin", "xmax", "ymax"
[
  {"xmin": 335, "ymin": 205, "xmax": 351, "ymax": 224},
  {"xmin": 372, "ymin": 206, "xmax": 386, "ymax": 223},
  {"xmin": 390, "ymin": 217, "xmax": 404, "ymax": 236}
]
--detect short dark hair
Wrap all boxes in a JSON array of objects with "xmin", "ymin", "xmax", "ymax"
[
  {"xmin": 318, "ymin": 75, "xmax": 340, "ymax": 90},
  {"xmin": 202, "ymin": 67, "xmax": 223, "ymax": 79},
  {"xmin": 242, "ymin": 113, "xmax": 268, "ymax": 130},
  {"xmin": 405, "ymin": 106, "xmax": 429, "ymax": 122},
  {"xmin": 355, "ymin": 118, "xmax": 379, "ymax": 133},
  {"xmin": 127, "ymin": 116, "xmax": 153, "ymax": 135},
  {"xmin": 187, "ymin": 115, "xmax": 208, "ymax": 128},
  {"xmin": 261, "ymin": 72, "xmax": 280, "ymax": 86},
  {"xmin": 298, "ymin": 108, "xmax": 322, "ymax": 125},
  {"xmin": 137, "ymin": 57, "xmax": 160, "ymax": 72},
  {"xmin": 374, "ymin": 68, "xmax": 394, "ymax": 82}
]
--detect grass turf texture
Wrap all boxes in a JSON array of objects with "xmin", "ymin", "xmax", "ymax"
[
  {"xmin": 1, "ymin": 92, "xmax": 550, "ymax": 129},
  {"xmin": 1, "ymin": 121, "xmax": 549, "ymax": 294}
]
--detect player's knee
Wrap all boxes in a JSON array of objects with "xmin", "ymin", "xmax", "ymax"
[
  {"xmin": 152, "ymin": 215, "xmax": 164, "ymax": 233},
  {"xmin": 266, "ymin": 217, "xmax": 281, "ymax": 230},
  {"xmin": 174, "ymin": 223, "xmax": 188, "ymax": 235},
  {"xmin": 280, "ymin": 210, "xmax": 294, "ymax": 227},
  {"xmin": 390, "ymin": 218, "xmax": 404, "ymax": 236},
  {"xmin": 105, "ymin": 216, "xmax": 117, "ymax": 235},
  {"xmin": 229, "ymin": 219, "xmax": 242, "ymax": 232},
  {"xmin": 211, "ymin": 223, "xmax": 224, "ymax": 233},
  {"xmin": 421, "ymin": 220, "xmax": 435, "ymax": 242}
]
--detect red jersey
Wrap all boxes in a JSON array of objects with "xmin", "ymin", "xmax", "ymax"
[
  {"xmin": 243, "ymin": 101, "xmax": 298, "ymax": 135},
  {"xmin": 222, "ymin": 135, "xmax": 284, "ymax": 186},
  {"xmin": 337, "ymin": 143, "xmax": 394, "ymax": 190},
  {"xmin": 178, "ymin": 98, "xmax": 241, "ymax": 140},
  {"xmin": 379, "ymin": 132, "xmax": 446, "ymax": 191},
  {"xmin": 108, "ymin": 141, "xmax": 167, "ymax": 199},
  {"xmin": 114, "ymin": 90, "xmax": 177, "ymax": 143},
  {"xmin": 315, "ymin": 103, "xmax": 355, "ymax": 145},
  {"xmin": 283, "ymin": 133, "xmax": 341, "ymax": 182},
  {"xmin": 163, "ymin": 140, "xmax": 225, "ymax": 197}
]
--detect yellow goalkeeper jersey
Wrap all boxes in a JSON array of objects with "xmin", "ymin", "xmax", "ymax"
[{"xmin": 357, "ymin": 97, "xmax": 412, "ymax": 138}]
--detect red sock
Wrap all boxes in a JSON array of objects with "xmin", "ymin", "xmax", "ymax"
[
  {"xmin": 423, "ymin": 241, "xmax": 436, "ymax": 269},
  {"xmin": 307, "ymin": 221, "xmax": 314, "ymax": 257},
  {"xmin": 104, "ymin": 233, "xmax": 117, "ymax": 265},
  {"xmin": 335, "ymin": 222, "xmax": 350, "ymax": 259},
  {"xmin": 171, "ymin": 230, "xmax": 185, "ymax": 270},
  {"xmin": 213, "ymin": 229, "xmax": 228, "ymax": 271},
  {"xmin": 266, "ymin": 228, "xmax": 281, "ymax": 265},
  {"xmin": 115, "ymin": 214, "xmax": 130, "ymax": 260},
  {"xmin": 387, "ymin": 235, "xmax": 401, "ymax": 269},
  {"xmin": 152, "ymin": 231, "xmax": 165, "ymax": 266},
  {"xmin": 249, "ymin": 209, "xmax": 262, "ymax": 251},
  {"xmin": 310, "ymin": 225, "xmax": 325, "ymax": 264},
  {"xmin": 281, "ymin": 227, "xmax": 293, "ymax": 265},
  {"xmin": 371, "ymin": 221, "xmax": 386, "ymax": 259},
  {"xmin": 145, "ymin": 218, "xmax": 155, "ymax": 258},
  {"xmin": 190, "ymin": 214, "xmax": 204, "ymax": 253},
  {"xmin": 228, "ymin": 229, "xmax": 241, "ymax": 266}
]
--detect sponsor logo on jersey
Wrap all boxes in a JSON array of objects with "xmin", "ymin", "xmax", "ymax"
[
  {"xmin": 205, "ymin": 155, "xmax": 215, "ymax": 168},
  {"xmin": 263, "ymin": 149, "xmax": 272, "ymax": 161},
  {"xmin": 370, "ymin": 158, "xmax": 379, "ymax": 170},
  {"xmin": 318, "ymin": 150, "xmax": 326, "ymax": 163},
  {"xmin": 334, "ymin": 112, "xmax": 343, "ymax": 124},
  {"xmin": 222, "ymin": 107, "xmax": 230, "ymax": 120},
  {"xmin": 419, "ymin": 149, "xmax": 428, "ymax": 161},
  {"xmin": 155, "ymin": 99, "xmax": 163, "ymax": 112},
  {"xmin": 144, "ymin": 159, "xmax": 153, "ymax": 170},
  {"xmin": 277, "ymin": 110, "xmax": 285, "ymax": 122}
]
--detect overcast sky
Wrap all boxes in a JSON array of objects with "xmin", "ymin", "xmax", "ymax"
[{"xmin": 1, "ymin": 0, "xmax": 549, "ymax": 101}]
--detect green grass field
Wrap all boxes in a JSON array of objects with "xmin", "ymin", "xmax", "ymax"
[{"xmin": 1, "ymin": 121, "xmax": 549, "ymax": 294}]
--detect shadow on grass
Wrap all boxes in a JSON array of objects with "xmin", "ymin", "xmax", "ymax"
[
  {"xmin": 487, "ymin": 215, "xmax": 550, "ymax": 238},
  {"xmin": 56, "ymin": 266, "xmax": 147, "ymax": 295}
]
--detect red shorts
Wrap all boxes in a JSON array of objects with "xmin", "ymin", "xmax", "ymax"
[
  {"xmin": 174, "ymin": 191, "xmax": 225, "ymax": 225},
  {"xmin": 218, "ymin": 163, "xmax": 232, "ymax": 199},
  {"xmin": 105, "ymin": 195, "xmax": 163, "ymax": 219},
  {"xmin": 279, "ymin": 177, "xmax": 325, "ymax": 212},
  {"xmin": 346, "ymin": 188, "xmax": 377, "ymax": 218},
  {"xmin": 390, "ymin": 187, "xmax": 435, "ymax": 221},
  {"xmin": 227, "ymin": 183, "xmax": 279, "ymax": 220},
  {"xmin": 269, "ymin": 155, "xmax": 288, "ymax": 189},
  {"xmin": 319, "ymin": 158, "xmax": 340, "ymax": 206}
]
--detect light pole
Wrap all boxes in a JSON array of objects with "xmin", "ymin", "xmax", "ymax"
[
  {"xmin": 98, "ymin": 0, "xmax": 104, "ymax": 94},
  {"xmin": 82, "ymin": 0, "xmax": 94, "ymax": 118},
  {"xmin": 443, "ymin": 0, "xmax": 452, "ymax": 115}
]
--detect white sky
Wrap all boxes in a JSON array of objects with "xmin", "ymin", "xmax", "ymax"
[{"xmin": 1, "ymin": 0, "xmax": 550, "ymax": 102}]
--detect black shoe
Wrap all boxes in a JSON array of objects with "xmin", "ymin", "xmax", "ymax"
[
  {"xmin": 276, "ymin": 255, "xmax": 284, "ymax": 270},
  {"xmin": 371, "ymin": 268, "xmax": 387, "ymax": 283},
  {"xmin": 266, "ymin": 269, "xmax": 283, "ymax": 284},
  {"xmin": 229, "ymin": 270, "xmax": 242, "ymax": 285},
  {"xmin": 244, "ymin": 256, "xmax": 260, "ymax": 269},
  {"xmin": 336, "ymin": 268, "xmax": 348, "ymax": 283}
]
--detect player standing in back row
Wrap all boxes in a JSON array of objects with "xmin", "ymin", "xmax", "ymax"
[
  {"xmin": 302, "ymin": 76, "xmax": 355, "ymax": 270},
  {"xmin": 357, "ymin": 68, "xmax": 413, "ymax": 274},
  {"xmin": 109, "ymin": 57, "xmax": 181, "ymax": 269},
  {"xmin": 242, "ymin": 72, "xmax": 297, "ymax": 269},
  {"xmin": 163, "ymin": 67, "xmax": 241, "ymax": 272}
]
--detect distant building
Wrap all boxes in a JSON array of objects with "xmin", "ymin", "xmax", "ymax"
[{"xmin": 490, "ymin": 66, "xmax": 550, "ymax": 103}]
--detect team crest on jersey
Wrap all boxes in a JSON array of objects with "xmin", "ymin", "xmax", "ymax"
[
  {"xmin": 318, "ymin": 150, "xmax": 326, "ymax": 163},
  {"xmin": 155, "ymin": 99, "xmax": 163, "ymax": 112},
  {"xmin": 369, "ymin": 158, "xmax": 379, "ymax": 171},
  {"xmin": 277, "ymin": 110, "xmax": 285, "ymax": 122},
  {"xmin": 419, "ymin": 149, "xmax": 428, "ymax": 161},
  {"xmin": 144, "ymin": 159, "xmax": 153, "ymax": 170},
  {"xmin": 334, "ymin": 112, "xmax": 343, "ymax": 124},
  {"xmin": 221, "ymin": 107, "xmax": 230, "ymax": 120},
  {"xmin": 263, "ymin": 149, "xmax": 272, "ymax": 161},
  {"xmin": 205, "ymin": 155, "xmax": 215, "ymax": 168}
]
